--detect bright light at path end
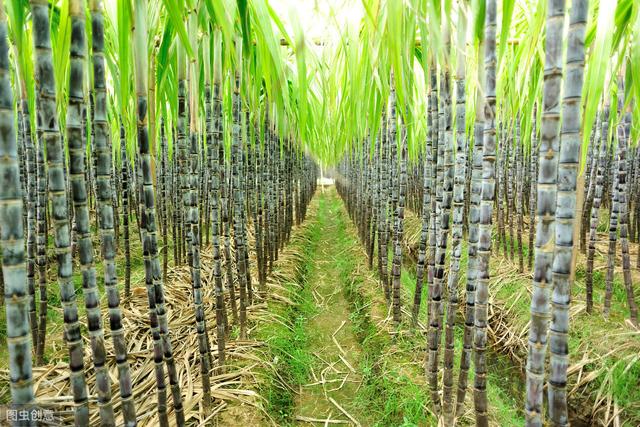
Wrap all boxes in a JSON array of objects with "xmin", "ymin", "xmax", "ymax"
[{"xmin": 268, "ymin": 0, "xmax": 365, "ymax": 44}]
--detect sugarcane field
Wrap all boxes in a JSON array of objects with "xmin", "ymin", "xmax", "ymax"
[{"xmin": 1, "ymin": 0, "xmax": 640, "ymax": 425}]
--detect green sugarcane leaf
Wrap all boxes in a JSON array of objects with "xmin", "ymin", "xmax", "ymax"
[
  {"xmin": 237, "ymin": 0, "xmax": 251, "ymax": 55},
  {"xmin": 161, "ymin": 0, "xmax": 194, "ymax": 58},
  {"xmin": 631, "ymin": 6, "xmax": 640, "ymax": 144},
  {"xmin": 582, "ymin": 0, "xmax": 617, "ymax": 169},
  {"xmin": 52, "ymin": 0, "xmax": 71, "ymax": 127},
  {"xmin": 498, "ymin": 0, "xmax": 515, "ymax": 63},
  {"xmin": 473, "ymin": 0, "xmax": 485, "ymax": 43},
  {"xmin": 5, "ymin": 0, "xmax": 36, "ymax": 121},
  {"xmin": 266, "ymin": 2, "xmax": 291, "ymax": 47},
  {"xmin": 116, "ymin": 0, "xmax": 132, "ymax": 116},
  {"xmin": 289, "ymin": 10, "xmax": 308, "ymax": 143}
]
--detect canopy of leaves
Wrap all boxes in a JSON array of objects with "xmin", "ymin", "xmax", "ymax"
[{"xmin": 4, "ymin": 0, "xmax": 640, "ymax": 165}]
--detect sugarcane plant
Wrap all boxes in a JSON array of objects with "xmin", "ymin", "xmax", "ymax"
[
  {"xmin": 0, "ymin": 0, "xmax": 36, "ymax": 418},
  {"xmin": 2, "ymin": 0, "xmax": 640, "ymax": 426}
]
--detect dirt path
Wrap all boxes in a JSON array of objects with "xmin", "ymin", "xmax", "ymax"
[
  {"xmin": 293, "ymin": 191, "xmax": 366, "ymax": 426},
  {"xmin": 249, "ymin": 187, "xmax": 523, "ymax": 426}
]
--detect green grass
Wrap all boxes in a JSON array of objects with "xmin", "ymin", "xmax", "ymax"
[
  {"xmin": 329, "ymin": 197, "xmax": 434, "ymax": 426},
  {"xmin": 258, "ymin": 299, "xmax": 316, "ymax": 422},
  {"xmin": 254, "ymin": 200, "xmax": 322, "ymax": 424},
  {"xmin": 597, "ymin": 208, "xmax": 611, "ymax": 233},
  {"xmin": 486, "ymin": 374, "xmax": 525, "ymax": 426},
  {"xmin": 344, "ymin": 263, "xmax": 432, "ymax": 426},
  {"xmin": 609, "ymin": 359, "xmax": 640, "ymax": 410}
]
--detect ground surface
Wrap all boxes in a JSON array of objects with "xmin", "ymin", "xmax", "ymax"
[
  {"xmin": 2, "ymin": 185, "xmax": 638, "ymax": 426},
  {"xmin": 292, "ymin": 194, "xmax": 366, "ymax": 425},
  {"xmin": 245, "ymin": 187, "xmax": 522, "ymax": 426}
]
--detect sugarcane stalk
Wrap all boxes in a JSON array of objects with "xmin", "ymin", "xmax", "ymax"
[{"xmin": 0, "ymin": 3, "xmax": 36, "ymax": 419}]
